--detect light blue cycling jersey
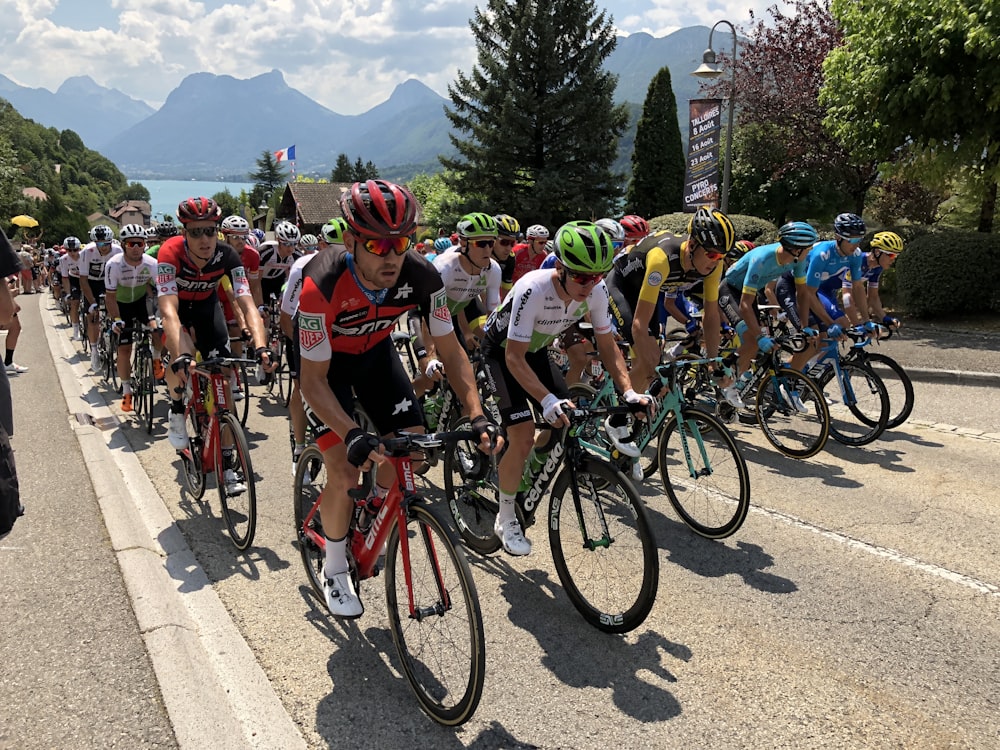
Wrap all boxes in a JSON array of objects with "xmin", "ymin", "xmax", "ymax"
[
  {"xmin": 724, "ymin": 242, "xmax": 810, "ymax": 295},
  {"xmin": 805, "ymin": 240, "xmax": 864, "ymax": 293}
]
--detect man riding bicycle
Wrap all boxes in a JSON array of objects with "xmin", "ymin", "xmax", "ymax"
[{"xmin": 296, "ymin": 179, "xmax": 500, "ymax": 618}]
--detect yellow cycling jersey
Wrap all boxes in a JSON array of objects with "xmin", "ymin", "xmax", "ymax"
[{"xmin": 609, "ymin": 231, "xmax": 722, "ymax": 305}]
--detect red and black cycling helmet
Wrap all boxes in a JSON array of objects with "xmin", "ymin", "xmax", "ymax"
[
  {"xmin": 340, "ymin": 179, "xmax": 418, "ymax": 239},
  {"xmin": 177, "ymin": 196, "xmax": 222, "ymax": 225},
  {"xmin": 620, "ymin": 214, "xmax": 649, "ymax": 241}
]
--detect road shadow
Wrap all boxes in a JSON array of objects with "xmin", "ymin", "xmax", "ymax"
[{"xmin": 469, "ymin": 554, "xmax": 688, "ymax": 726}]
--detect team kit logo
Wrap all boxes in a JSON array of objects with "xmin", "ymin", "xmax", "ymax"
[{"xmin": 298, "ymin": 312, "xmax": 326, "ymax": 350}]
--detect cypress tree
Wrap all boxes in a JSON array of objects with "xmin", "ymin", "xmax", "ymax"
[
  {"xmin": 626, "ymin": 66, "xmax": 685, "ymax": 217},
  {"xmin": 442, "ymin": 0, "xmax": 629, "ymax": 228}
]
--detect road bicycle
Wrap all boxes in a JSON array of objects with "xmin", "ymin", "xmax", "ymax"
[
  {"xmin": 839, "ymin": 326, "xmax": 914, "ymax": 429},
  {"xmin": 124, "ymin": 323, "xmax": 159, "ymax": 434},
  {"xmin": 571, "ymin": 358, "xmax": 751, "ymax": 540},
  {"xmin": 177, "ymin": 356, "xmax": 258, "ymax": 550},
  {"xmin": 95, "ymin": 310, "xmax": 120, "ymax": 393},
  {"xmin": 261, "ymin": 295, "xmax": 291, "ymax": 406},
  {"xmin": 444, "ymin": 406, "xmax": 659, "ymax": 634},
  {"xmin": 806, "ymin": 329, "xmax": 890, "ymax": 446},
  {"xmin": 293, "ymin": 428, "xmax": 486, "ymax": 726}
]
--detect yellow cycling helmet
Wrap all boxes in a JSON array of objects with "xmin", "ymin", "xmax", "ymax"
[{"xmin": 870, "ymin": 231, "xmax": 904, "ymax": 254}]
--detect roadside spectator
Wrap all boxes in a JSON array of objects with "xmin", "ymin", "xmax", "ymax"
[
  {"xmin": 17, "ymin": 246, "xmax": 34, "ymax": 294},
  {"xmin": 2, "ymin": 275, "xmax": 28, "ymax": 375},
  {"xmin": 0, "ymin": 228, "xmax": 23, "ymax": 539}
]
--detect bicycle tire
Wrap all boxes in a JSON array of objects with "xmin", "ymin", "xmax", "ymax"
[
  {"xmin": 216, "ymin": 412, "xmax": 257, "ymax": 550},
  {"xmin": 278, "ymin": 361, "xmax": 292, "ymax": 408},
  {"xmin": 443, "ymin": 416, "xmax": 502, "ymax": 555},
  {"xmin": 819, "ymin": 362, "xmax": 890, "ymax": 447},
  {"xmin": 656, "ymin": 408, "xmax": 750, "ymax": 539},
  {"xmin": 384, "ymin": 501, "xmax": 486, "ymax": 726},
  {"xmin": 548, "ymin": 459, "xmax": 659, "ymax": 633},
  {"xmin": 293, "ymin": 445, "xmax": 328, "ymax": 603},
  {"xmin": 106, "ymin": 335, "xmax": 120, "ymax": 393},
  {"xmin": 233, "ymin": 361, "xmax": 250, "ymax": 427},
  {"xmin": 182, "ymin": 407, "xmax": 206, "ymax": 501},
  {"xmin": 755, "ymin": 367, "xmax": 830, "ymax": 458},
  {"xmin": 134, "ymin": 346, "xmax": 156, "ymax": 434},
  {"xmin": 863, "ymin": 352, "xmax": 914, "ymax": 429}
]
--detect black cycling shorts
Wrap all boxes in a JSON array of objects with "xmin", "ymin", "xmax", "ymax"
[
  {"xmin": 178, "ymin": 297, "xmax": 231, "ymax": 360},
  {"xmin": 481, "ymin": 344, "xmax": 568, "ymax": 427},
  {"xmin": 116, "ymin": 299, "xmax": 150, "ymax": 346},
  {"xmin": 605, "ymin": 271, "xmax": 659, "ymax": 343}
]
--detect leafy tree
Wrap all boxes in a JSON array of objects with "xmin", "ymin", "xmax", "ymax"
[
  {"xmin": 626, "ymin": 66, "xmax": 685, "ymax": 217},
  {"xmin": 331, "ymin": 153, "xmax": 353, "ymax": 182},
  {"xmin": 249, "ymin": 150, "xmax": 288, "ymax": 208},
  {"xmin": 211, "ymin": 189, "xmax": 240, "ymax": 218},
  {"xmin": 408, "ymin": 171, "xmax": 465, "ymax": 232},
  {"xmin": 116, "ymin": 182, "xmax": 151, "ymax": 203},
  {"xmin": 700, "ymin": 0, "xmax": 877, "ymax": 222},
  {"xmin": 442, "ymin": 0, "xmax": 629, "ymax": 227},
  {"xmin": 822, "ymin": 0, "xmax": 1000, "ymax": 232}
]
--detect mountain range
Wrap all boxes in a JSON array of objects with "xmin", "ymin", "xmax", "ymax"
[{"xmin": 0, "ymin": 26, "xmax": 729, "ymax": 181}]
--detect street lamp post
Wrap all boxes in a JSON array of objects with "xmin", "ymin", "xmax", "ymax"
[{"xmin": 692, "ymin": 20, "xmax": 737, "ymax": 214}]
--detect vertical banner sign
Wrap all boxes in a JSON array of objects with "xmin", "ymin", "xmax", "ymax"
[{"xmin": 683, "ymin": 99, "xmax": 722, "ymax": 212}]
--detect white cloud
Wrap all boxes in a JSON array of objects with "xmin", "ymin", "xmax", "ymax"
[{"xmin": 0, "ymin": 1, "xmax": 792, "ymax": 113}]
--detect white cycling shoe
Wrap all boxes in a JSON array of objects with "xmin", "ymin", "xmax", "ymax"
[
  {"xmin": 167, "ymin": 412, "xmax": 189, "ymax": 450},
  {"xmin": 495, "ymin": 518, "xmax": 532, "ymax": 556},
  {"xmin": 603, "ymin": 417, "xmax": 640, "ymax": 458},
  {"xmin": 323, "ymin": 571, "xmax": 364, "ymax": 618}
]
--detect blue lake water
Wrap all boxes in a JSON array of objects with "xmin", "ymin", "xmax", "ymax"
[{"xmin": 136, "ymin": 179, "xmax": 256, "ymax": 221}]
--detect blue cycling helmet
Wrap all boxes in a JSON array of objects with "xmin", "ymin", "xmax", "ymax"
[
  {"xmin": 777, "ymin": 221, "xmax": 818, "ymax": 253},
  {"xmin": 252, "ymin": 228, "xmax": 266, "ymax": 243},
  {"xmin": 833, "ymin": 212, "xmax": 866, "ymax": 238},
  {"xmin": 433, "ymin": 237, "xmax": 453, "ymax": 252}
]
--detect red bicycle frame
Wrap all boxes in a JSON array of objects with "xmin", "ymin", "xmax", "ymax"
[{"xmin": 181, "ymin": 365, "xmax": 231, "ymax": 476}]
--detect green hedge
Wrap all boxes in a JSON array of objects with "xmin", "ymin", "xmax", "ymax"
[
  {"xmin": 895, "ymin": 229, "xmax": 1000, "ymax": 317},
  {"xmin": 649, "ymin": 212, "xmax": 779, "ymax": 244}
]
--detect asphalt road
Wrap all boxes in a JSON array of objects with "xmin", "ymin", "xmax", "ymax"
[{"xmin": 4, "ymin": 294, "xmax": 999, "ymax": 749}]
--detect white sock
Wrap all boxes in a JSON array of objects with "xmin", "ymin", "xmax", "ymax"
[
  {"xmin": 122, "ymin": 380, "xmax": 132, "ymax": 395},
  {"xmin": 497, "ymin": 490, "xmax": 517, "ymax": 524},
  {"xmin": 324, "ymin": 535, "xmax": 349, "ymax": 579}
]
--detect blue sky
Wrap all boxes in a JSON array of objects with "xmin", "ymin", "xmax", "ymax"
[{"xmin": 1, "ymin": 0, "xmax": 789, "ymax": 115}]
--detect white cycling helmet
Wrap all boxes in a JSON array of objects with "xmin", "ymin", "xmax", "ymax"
[
  {"xmin": 221, "ymin": 215, "xmax": 251, "ymax": 235},
  {"xmin": 119, "ymin": 223, "xmax": 147, "ymax": 240},
  {"xmin": 595, "ymin": 218, "xmax": 626, "ymax": 244},
  {"xmin": 525, "ymin": 224, "xmax": 549, "ymax": 240},
  {"xmin": 274, "ymin": 221, "xmax": 301, "ymax": 244},
  {"xmin": 89, "ymin": 225, "xmax": 114, "ymax": 243}
]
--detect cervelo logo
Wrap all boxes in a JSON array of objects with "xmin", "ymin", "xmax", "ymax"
[
  {"xmin": 523, "ymin": 442, "xmax": 564, "ymax": 512},
  {"xmin": 512, "ymin": 286, "xmax": 533, "ymax": 328}
]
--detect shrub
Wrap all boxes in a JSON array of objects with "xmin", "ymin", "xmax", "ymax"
[
  {"xmin": 895, "ymin": 229, "xmax": 1000, "ymax": 317},
  {"xmin": 648, "ymin": 212, "xmax": 779, "ymax": 245}
]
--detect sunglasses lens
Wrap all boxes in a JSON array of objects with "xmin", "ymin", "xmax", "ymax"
[
  {"xmin": 125, "ymin": 240, "xmax": 145, "ymax": 247},
  {"xmin": 364, "ymin": 237, "xmax": 410, "ymax": 256},
  {"xmin": 473, "ymin": 239, "xmax": 495, "ymax": 248},
  {"xmin": 497, "ymin": 238, "xmax": 515, "ymax": 246},
  {"xmin": 571, "ymin": 272, "xmax": 603, "ymax": 285}
]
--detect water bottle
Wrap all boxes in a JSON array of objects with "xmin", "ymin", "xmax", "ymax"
[{"xmin": 423, "ymin": 392, "xmax": 442, "ymax": 431}]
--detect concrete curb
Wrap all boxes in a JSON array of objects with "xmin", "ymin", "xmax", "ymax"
[
  {"xmin": 42, "ymin": 303, "xmax": 306, "ymax": 750},
  {"xmin": 904, "ymin": 367, "xmax": 1000, "ymax": 388}
]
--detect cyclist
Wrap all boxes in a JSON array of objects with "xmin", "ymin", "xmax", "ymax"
[
  {"xmin": 299, "ymin": 233, "xmax": 319, "ymax": 255},
  {"xmin": 59, "ymin": 237, "xmax": 84, "ymax": 340},
  {"xmin": 596, "ymin": 217, "xmax": 627, "ymax": 257},
  {"xmin": 492, "ymin": 214, "xmax": 520, "ymax": 294},
  {"xmin": 718, "ymin": 221, "xmax": 819, "ymax": 398},
  {"xmin": 774, "ymin": 212, "xmax": 875, "ymax": 372},
  {"xmin": 104, "ymin": 224, "xmax": 158, "ymax": 412},
  {"xmin": 620, "ymin": 214, "xmax": 650, "ymax": 247},
  {"xmin": 843, "ymin": 231, "xmax": 905, "ymax": 330},
  {"xmin": 605, "ymin": 206, "xmax": 736, "ymax": 395},
  {"xmin": 296, "ymin": 179, "xmax": 499, "ymax": 618},
  {"xmin": 511, "ymin": 224, "xmax": 550, "ymax": 284},
  {"xmin": 318, "ymin": 218, "xmax": 349, "ymax": 252},
  {"xmin": 480, "ymin": 220, "xmax": 650, "ymax": 557},
  {"xmin": 219, "ymin": 215, "xmax": 262, "ymax": 396},
  {"xmin": 257, "ymin": 220, "xmax": 302, "ymax": 376},
  {"xmin": 80, "ymin": 225, "xmax": 123, "ymax": 372},
  {"xmin": 156, "ymin": 197, "xmax": 274, "ymax": 480}
]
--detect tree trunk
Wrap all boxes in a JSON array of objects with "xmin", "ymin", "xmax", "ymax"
[{"xmin": 977, "ymin": 176, "xmax": 996, "ymax": 233}]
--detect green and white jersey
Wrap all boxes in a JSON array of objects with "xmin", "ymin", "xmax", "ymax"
[
  {"xmin": 482, "ymin": 268, "xmax": 613, "ymax": 352},
  {"xmin": 104, "ymin": 253, "xmax": 157, "ymax": 304},
  {"xmin": 431, "ymin": 250, "xmax": 501, "ymax": 315}
]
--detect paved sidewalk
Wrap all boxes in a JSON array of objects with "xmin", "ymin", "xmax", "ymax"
[{"xmin": 877, "ymin": 324, "xmax": 1000, "ymax": 387}]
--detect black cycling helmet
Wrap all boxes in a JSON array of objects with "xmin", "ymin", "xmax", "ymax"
[{"xmin": 833, "ymin": 212, "xmax": 866, "ymax": 238}]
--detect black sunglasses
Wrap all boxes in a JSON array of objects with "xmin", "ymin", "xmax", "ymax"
[{"xmin": 186, "ymin": 226, "xmax": 218, "ymax": 238}]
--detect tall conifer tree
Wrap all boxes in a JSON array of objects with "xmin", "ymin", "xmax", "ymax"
[
  {"xmin": 626, "ymin": 67, "xmax": 685, "ymax": 218},
  {"xmin": 442, "ymin": 0, "xmax": 628, "ymax": 228}
]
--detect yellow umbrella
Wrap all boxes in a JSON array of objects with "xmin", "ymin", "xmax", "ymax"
[{"xmin": 10, "ymin": 215, "xmax": 39, "ymax": 228}]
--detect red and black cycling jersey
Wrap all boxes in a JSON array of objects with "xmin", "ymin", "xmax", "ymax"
[
  {"xmin": 297, "ymin": 247, "xmax": 453, "ymax": 359},
  {"xmin": 155, "ymin": 235, "xmax": 250, "ymax": 302}
]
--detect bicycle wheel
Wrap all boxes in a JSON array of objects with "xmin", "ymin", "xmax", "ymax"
[
  {"xmin": 755, "ymin": 367, "xmax": 830, "ymax": 459},
  {"xmin": 134, "ymin": 346, "xmax": 156, "ymax": 433},
  {"xmin": 567, "ymin": 383, "xmax": 648, "ymax": 480},
  {"xmin": 548, "ymin": 460, "xmax": 659, "ymax": 633},
  {"xmin": 384, "ymin": 501, "xmax": 486, "ymax": 726},
  {"xmin": 233, "ymin": 361, "xmax": 250, "ymax": 427},
  {"xmin": 181, "ymin": 408, "xmax": 206, "ymax": 501},
  {"xmin": 863, "ymin": 352, "xmax": 914, "ymax": 429},
  {"xmin": 293, "ymin": 445, "xmax": 327, "ymax": 603},
  {"xmin": 656, "ymin": 408, "xmax": 751, "ymax": 538},
  {"xmin": 819, "ymin": 363, "xmax": 889, "ymax": 447},
  {"xmin": 106, "ymin": 336, "xmax": 120, "ymax": 392},
  {"xmin": 443, "ymin": 416, "xmax": 502, "ymax": 555},
  {"xmin": 216, "ymin": 412, "xmax": 257, "ymax": 550}
]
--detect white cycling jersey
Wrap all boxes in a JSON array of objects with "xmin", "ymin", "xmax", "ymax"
[
  {"xmin": 80, "ymin": 242, "xmax": 123, "ymax": 280},
  {"xmin": 280, "ymin": 253, "xmax": 318, "ymax": 317},
  {"xmin": 58, "ymin": 252, "xmax": 82, "ymax": 279},
  {"xmin": 104, "ymin": 253, "xmax": 157, "ymax": 304},
  {"xmin": 483, "ymin": 267, "xmax": 613, "ymax": 353},
  {"xmin": 432, "ymin": 250, "xmax": 502, "ymax": 315},
  {"xmin": 258, "ymin": 240, "xmax": 302, "ymax": 281}
]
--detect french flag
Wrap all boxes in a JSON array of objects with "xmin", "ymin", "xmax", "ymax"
[{"xmin": 274, "ymin": 145, "xmax": 296, "ymax": 162}]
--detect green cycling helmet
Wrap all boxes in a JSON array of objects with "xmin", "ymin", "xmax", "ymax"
[
  {"xmin": 321, "ymin": 217, "xmax": 349, "ymax": 245},
  {"xmin": 456, "ymin": 212, "xmax": 498, "ymax": 239},
  {"xmin": 554, "ymin": 220, "xmax": 615, "ymax": 274}
]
